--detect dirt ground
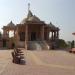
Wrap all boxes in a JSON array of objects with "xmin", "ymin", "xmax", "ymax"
[{"xmin": 0, "ymin": 50, "xmax": 75, "ymax": 75}]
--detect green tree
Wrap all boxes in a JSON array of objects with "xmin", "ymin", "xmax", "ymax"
[
  {"xmin": 71, "ymin": 40, "xmax": 75, "ymax": 48},
  {"xmin": 58, "ymin": 39, "xmax": 68, "ymax": 48},
  {"xmin": 67, "ymin": 41, "xmax": 71, "ymax": 48}
]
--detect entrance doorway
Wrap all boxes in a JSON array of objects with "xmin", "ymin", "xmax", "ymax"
[
  {"xmin": 31, "ymin": 32, "xmax": 36, "ymax": 41},
  {"xmin": 3, "ymin": 40, "xmax": 7, "ymax": 47}
]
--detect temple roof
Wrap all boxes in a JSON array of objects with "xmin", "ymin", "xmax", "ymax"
[
  {"xmin": 20, "ymin": 10, "xmax": 44, "ymax": 24},
  {"xmin": 7, "ymin": 21, "xmax": 15, "ymax": 27},
  {"xmin": 20, "ymin": 3, "xmax": 59, "ymax": 30},
  {"xmin": 3, "ymin": 21, "xmax": 15, "ymax": 30},
  {"xmin": 48, "ymin": 22, "xmax": 59, "ymax": 30}
]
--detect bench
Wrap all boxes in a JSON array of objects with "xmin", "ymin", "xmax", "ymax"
[{"xmin": 11, "ymin": 48, "xmax": 26, "ymax": 65}]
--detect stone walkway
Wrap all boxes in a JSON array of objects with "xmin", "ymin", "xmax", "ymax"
[{"xmin": 0, "ymin": 50, "xmax": 75, "ymax": 75}]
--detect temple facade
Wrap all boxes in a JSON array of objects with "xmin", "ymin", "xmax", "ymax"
[{"xmin": 1, "ymin": 6, "xmax": 59, "ymax": 50}]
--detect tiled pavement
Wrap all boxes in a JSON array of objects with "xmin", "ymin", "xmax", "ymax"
[{"xmin": 0, "ymin": 50, "xmax": 75, "ymax": 75}]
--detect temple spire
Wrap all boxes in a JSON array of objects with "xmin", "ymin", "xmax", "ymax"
[
  {"xmin": 28, "ymin": 3, "xmax": 30, "ymax": 11},
  {"xmin": 27, "ymin": 3, "xmax": 33, "ymax": 18}
]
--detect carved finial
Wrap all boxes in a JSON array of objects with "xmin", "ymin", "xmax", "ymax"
[{"xmin": 28, "ymin": 3, "xmax": 30, "ymax": 11}]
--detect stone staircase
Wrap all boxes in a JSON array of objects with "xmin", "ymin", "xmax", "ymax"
[{"xmin": 28, "ymin": 41, "xmax": 50, "ymax": 50}]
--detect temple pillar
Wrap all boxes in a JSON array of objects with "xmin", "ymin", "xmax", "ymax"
[
  {"xmin": 15, "ymin": 27, "xmax": 19, "ymax": 47},
  {"xmin": 25, "ymin": 25, "xmax": 28, "ymax": 50},
  {"xmin": 41, "ymin": 25, "xmax": 44, "ymax": 40},
  {"xmin": 57, "ymin": 31, "xmax": 59, "ymax": 39},
  {"xmin": 14, "ymin": 30, "xmax": 15, "ymax": 37},
  {"xmin": 54, "ymin": 31, "xmax": 56, "ymax": 39},
  {"xmin": 52, "ymin": 31, "xmax": 54, "ymax": 40},
  {"xmin": 3, "ymin": 29, "xmax": 6, "ymax": 37},
  {"xmin": 49, "ymin": 31, "xmax": 50, "ymax": 39},
  {"xmin": 6, "ymin": 30, "xmax": 9, "ymax": 38},
  {"xmin": 47, "ymin": 29, "xmax": 49, "ymax": 40}
]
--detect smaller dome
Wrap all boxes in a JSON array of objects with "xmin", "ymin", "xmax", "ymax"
[
  {"xmin": 49, "ymin": 22, "xmax": 56, "ymax": 28},
  {"xmin": 47, "ymin": 22, "xmax": 59, "ymax": 30},
  {"xmin": 7, "ymin": 21, "xmax": 15, "ymax": 27}
]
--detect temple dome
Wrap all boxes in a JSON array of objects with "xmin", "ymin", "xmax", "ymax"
[
  {"xmin": 20, "ymin": 10, "xmax": 42, "ymax": 24},
  {"xmin": 20, "ymin": 18, "xmax": 28, "ymax": 24},
  {"xmin": 27, "ymin": 15, "xmax": 41, "ymax": 22}
]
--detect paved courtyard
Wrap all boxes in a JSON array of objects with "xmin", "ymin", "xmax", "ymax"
[{"xmin": 0, "ymin": 50, "xmax": 75, "ymax": 75}]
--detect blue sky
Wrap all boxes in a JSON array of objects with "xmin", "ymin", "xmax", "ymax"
[{"xmin": 0, "ymin": 0, "xmax": 75, "ymax": 41}]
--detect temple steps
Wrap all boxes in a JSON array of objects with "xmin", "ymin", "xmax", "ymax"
[{"xmin": 28, "ymin": 41, "xmax": 50, "ymax": 50}]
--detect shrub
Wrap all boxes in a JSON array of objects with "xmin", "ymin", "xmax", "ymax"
[{"xmin": 58, "ymin": 39, "xmax": 68, "ymax": 48}]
